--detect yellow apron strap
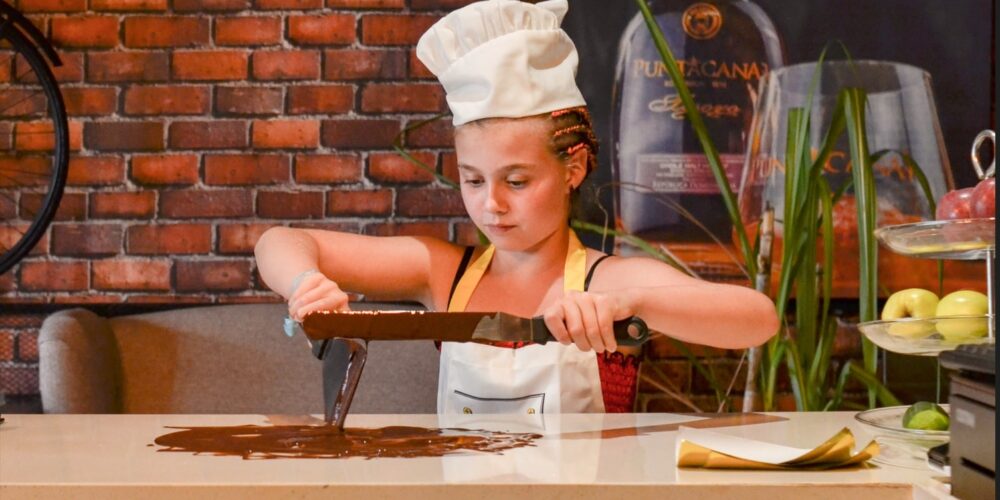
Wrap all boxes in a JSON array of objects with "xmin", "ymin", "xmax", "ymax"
[
  {"xmin": 563, "ymin": 231, "xmax": 587, "ymax": 293},
  {"xmin": 447, "ymin": 231, "xmax": 588, "ymax": 312},
  {"xmin": 447, "ymin": 245, "xmax": 495, "ymax": 312}
]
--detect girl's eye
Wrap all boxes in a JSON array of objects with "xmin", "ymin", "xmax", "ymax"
[
  {"xmin": 463, "ymin": 178, "xmax": 484, "ymax": 186},
  {"xmin": 507, "ymin": 179, "xmax": 527, "ymax": 188}
]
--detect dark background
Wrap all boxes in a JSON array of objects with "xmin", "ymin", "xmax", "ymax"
[{"xmin": 563, "ymin": 0, "xmax": 993, "ymax": 250}]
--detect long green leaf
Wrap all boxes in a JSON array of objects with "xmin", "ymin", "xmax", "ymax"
[
  {"xmin": 634, "ymin": 0, "xmax": 755, "ymax": 279},
  {"xmin": 842, "ymin": 88, "xmax": 879, "ymax": 408}
]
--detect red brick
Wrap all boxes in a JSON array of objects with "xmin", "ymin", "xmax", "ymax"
[
  {"xmin": 0, "ymin": 88, "xmax": 46, "ymax": 116},
  {"xmin": 160, "ymin": 190, "xmax": 253, "ymax": 219},
  {"xmin": 0, "ymin": 330, "xmax": 11, "ymax": 361},
  {"xmin": 19, "ymin": 192, "xmax": 86, "ymax": 221},
  {"xmin": 252, "ymin": 50, "xmax": 320, "ymax": 81},
  {"xmin": 50, "ymin": 294, "xmax": 125, "ymax": 304},
  {"xmin": 67, "ymin": 156, "xmax": 126, "ymax": 186},
  {"xmin": 441, "ymin": 151, "xmax": 458, "ymax": 183},
  {"xmin": 0, "ymin": 157, "xmax": 46, "ymax": 188},
  {"xmin": 216, "ymin": 86, "xmax": 283, "ymax": 115},
  {"xmin": 365, "ymin": 221, "xmax": 448, "ymax": 239},
  {"xmin": 127, "ymin": 224, "xmax": 212, "ymax": 254},
  {"xmin": 123, "ymin": 85, "xmax": 210, "ymax": 115},
  {"xmin": 361, "ymin": 83, "xmax": 444, "ymax": 113},
  {"xmin": 13, "ymin": 46, "xmax": 84, "ymax": 83},
  {"xmin": 294, "ymin": 154, "xmax": 361, "ymax": 184},
  {"xmin": 287, "ymin": 85, "xmax": 353, "ymax": 114},
  {"xmin": 15, "ymin": 121, "xmax": 81, "ymax": 152},
  {"xmin": 408, "ymin": 47, "xmax": 434, "ymax": 79},
  {"xmin": 0, "ymin": 272, "xmax": 15, "ymax": 293},
  {"xmin": 0, "ymin": 366, "xmax": 39, "ymax": 395},
  {"xmin": 62, "ymin": 87, "xmax": 117, "ymax": 116},
  {"xmin": 321, "ymin": 118, "xmax": 400, "ymax": 149},
  {"xmin": 18, "ymin": 261, "xmax": 89, "ymax": 291},
  {"xmin": 361, "ymin": 14, "xmax": 438, "ymax": 46},
  {"xmin": 93, "ymin": 258, "xmax": 171, "ymax": 291},
  {"xmin": 90, "ymin": 191, "xmax": 156, "ymax": 219},
  {"xmin": 254, "ymin": 0, "xmax": 322, "ymax": 9},
  {"xmin": 453, "ymin": 221, "xmax": 481, "ymax": 246},
  {"xmin": 323, "ymin": 49, "xmax": 406, "ymax": 80},
  {"xmin": 51, "ymin": 223, "xmax": 122, "ymax": 256},
  {"xmin": 0, "ymin": 192, "xmax": 13, "ymax": 219},
  {"xmin": 369, "ymin": 152, "xmax": 436, "ymax": 184},
  {"xmin": 87, "ymin": 52, "xmax": 169, "ymax": 82},
  {"xmin": 288, "ymin": 14, "xmax": 355, "ymax": 46},
  {"xmin": 16, "ymin": 0, "xmax": 85, "ymax": 12},
  {"xmin": 131, "ymin": 154, "xmax": 199, "ymax": 186},
  {"xmin": 171, "ymin": 51, "xmax": 248, "ymax": 81},
  {"xmin": 410, "ymin": 0, "xmax": 475, "ymax": 10},
  {"xmin": 0, "ymin": 225, "xmax": 47, "ymax": 257},
  {"xmin": 327, "ymin": 189, "xmax": 391, "ymax": 216},
  {"xmin": 174, "ymin": 0, "xmax": 247, "ymax": 11},
  {"xmin": 204, "ymin": 154, "xmax": 289, "ymax": 185},
  {"xmin": 215, "ymin": 16, "xmax": 281, "ymax": 46},
  {"xmin": 327, "ymin": 0, "xmax": 404, "ymax": 8},
  {"xmin": 397, "ymin": 188, "xmax": 464, "ymax": 216},
  {"xmin": 218, "ymin": 223, "xmax": 275, "ymax": 254},
  {"xmin": 168, "ymin": 121, "xmax": 247, "ymax": 149},
  {"xmin": 406, "ymin": 117, "xmax": 453, "ymax": 147},
  {"xmin": 51, "ymin": 16, "xmax": 119, "ymax": 48},
  {"xmin": 84, "ymin": 121, "xmax": 164, "ymax": 151},
  {"xmin": 257, "ymin": 191, "xmax": 324, "ymax": 219},
  {"xmin": 91, "ymin": 0, "xmax": 168, "ymax": 11},
  {"xmin": 637, "ymin": 360, "xmax": 692, "ymax": 393},
  {"xmin": 175, "ymin": 260, "xmax": 251, "ymax": 292},
  {"xmin": 252, "ymin": 119, "xmax": 319, "ymax": 149},
  {"xmin": 126, "ymin": 295, "xmax": 213, "ymax": 304},
  {"xmin": 124, "ymin": 17, "xmax": 209, "ymax": 48}
]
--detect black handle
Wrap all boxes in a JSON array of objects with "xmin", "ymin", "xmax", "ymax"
[{"xmin": 532, "ymin": 316, "xmax": 650, "ymax": 346}]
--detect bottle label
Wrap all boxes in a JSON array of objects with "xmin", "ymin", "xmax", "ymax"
[
  {"xmin": 635, "ymin": 153, "xmax": 744, "ymax": 194},
  {"xmin": 682, "ymin": 3, "xmax": 723, "ymax": 40}
]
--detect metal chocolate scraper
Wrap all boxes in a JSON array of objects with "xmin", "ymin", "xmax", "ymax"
[{"xmin": 301, "ymin": 310, "xmax": 650, "ymax": 346}]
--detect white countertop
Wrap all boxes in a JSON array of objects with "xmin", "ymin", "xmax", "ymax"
[{"xmin": 0, "ymin": 412, "xmax": 953, "ymax": 499}]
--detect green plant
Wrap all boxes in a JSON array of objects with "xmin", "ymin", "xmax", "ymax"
[{"xmin": 633, "ymin": 0, "xmax": 940, "ymax": 411}]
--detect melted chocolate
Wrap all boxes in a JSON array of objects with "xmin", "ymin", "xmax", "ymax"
[
  {"xmin": 326, "ymin": 338, "xmax": 366, "ymax": 430},
  {"xmin": 154, "ymin": 425, "xmax": 541, "ymax": 460}
]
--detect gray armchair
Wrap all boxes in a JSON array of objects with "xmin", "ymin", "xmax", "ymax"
[{"xmin": 39, "ymin": 303, "xmax": 439, "ymax": 414}]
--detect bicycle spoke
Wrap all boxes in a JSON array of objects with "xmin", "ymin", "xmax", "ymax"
[{"xmin": 0, "ymin": 89, "xmax": 45, "ymax": 116}]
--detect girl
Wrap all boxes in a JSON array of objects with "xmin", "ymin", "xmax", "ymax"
[{"xmin": 255, "ymin": 0, "xmax": 778, "ymax": 414}]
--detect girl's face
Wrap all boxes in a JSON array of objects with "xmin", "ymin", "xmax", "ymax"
[{"xmin": 454, "ymin": 118, "xmax": 585, "ymax": 252}]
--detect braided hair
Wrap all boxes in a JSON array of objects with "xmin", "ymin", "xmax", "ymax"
[{"xmin": 549, "ymin": 106, "xmax": 600, "ymax": 181}]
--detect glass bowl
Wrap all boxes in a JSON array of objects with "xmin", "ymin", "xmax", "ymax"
[
  {"xmin": 855, "ymin": 405, "xmax": 950, "ymax": 442},
  {"xmin": 855, "ymin": 405, "xmax": 950, "ymax": 470},
  {"xmin": 874, "ymin": 218, "xmax": 996, "ymax": 260},
  {"xmin": 857, "ymin": 315, "xmax": 994, "ymax": 355}
]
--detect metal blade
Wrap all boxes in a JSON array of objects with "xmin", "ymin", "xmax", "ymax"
[{"xmin": 469, "ymin": 313, "xmax": 538, "ymax": 343}]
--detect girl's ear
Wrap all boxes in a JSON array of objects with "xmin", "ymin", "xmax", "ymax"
[{"xmin": 565, "ymin": 147, "xmax": 589, "ymax": 192}]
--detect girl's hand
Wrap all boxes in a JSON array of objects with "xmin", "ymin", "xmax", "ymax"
[
  {"xmin": 287, "ymin": 272, "xmax": 350, "ymax": 322},
  {"xmin": 542, "ymin": 290, "xmax": 635, "ymax": 353}
]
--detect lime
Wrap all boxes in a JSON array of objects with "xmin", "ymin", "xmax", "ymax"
[{"xmin": 901, "ymin": 401, "xmax": 949, "ymax": 431}]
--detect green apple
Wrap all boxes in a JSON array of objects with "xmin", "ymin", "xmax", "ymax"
[
  {"xmin": 936, "ymin": 290, "xmax": 989, "ymax": 338},
  {"xmin": 882, "ymin": 288, "xmax": 939, "ymax": 338}
]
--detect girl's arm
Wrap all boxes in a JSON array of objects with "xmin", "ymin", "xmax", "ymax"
[
  {"xmin": 254, "ymin": 227, "xmax": 463, "ymax": 318},
  {"xmin": 544, "ymin": 256, "xmax": 779, "ymax": 352}
]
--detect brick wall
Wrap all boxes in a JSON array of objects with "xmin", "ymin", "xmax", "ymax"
[{"xmin": 0, "ymin": 0, "xmax": 865, "ymax": 409}]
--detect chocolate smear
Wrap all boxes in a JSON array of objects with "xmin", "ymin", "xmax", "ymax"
[{"xmin": 154, "ymin": 425, "xmax": 541, "ymax": 460}]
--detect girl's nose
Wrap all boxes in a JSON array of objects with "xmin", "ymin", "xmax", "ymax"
[{"xmin": 484, "ymin": 183, "xmax": 507, "ymax": 214}]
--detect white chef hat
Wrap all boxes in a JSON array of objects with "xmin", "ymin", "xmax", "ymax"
[{"xmin": 415, "ymin": 0, "xmax": 586, "ymax": 126}]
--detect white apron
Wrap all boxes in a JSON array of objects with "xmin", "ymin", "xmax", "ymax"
[{"xmin": 437, "ymin": 231, "xmax": 605, "ymax": 414}]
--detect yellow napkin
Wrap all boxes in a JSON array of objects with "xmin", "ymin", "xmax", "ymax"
[{"xmin": 677, "ymin": 426, "xmax": 879, "ymax": 470}]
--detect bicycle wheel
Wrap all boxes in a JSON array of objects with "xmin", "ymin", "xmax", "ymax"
[{"xmin": 0, "ymin": 6, "xmax": 69, "ymax": 275}]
